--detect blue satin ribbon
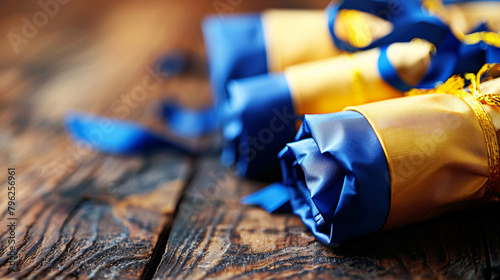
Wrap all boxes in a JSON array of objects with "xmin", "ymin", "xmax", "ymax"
[
  {"xmin": 159, "ymin": 102, "xmax": 220, "ymax": 138},
  {"xmin": 243, "ymin": 110, "xmax": 391, "ymax": 245},
  {"xmin": 377, "ymin": 22, "xmax": 500, "ymax": 92},
  {"xmin": 454, "ymin": 24, "xmax": 500, "ymax": 75},
  {"xmin": 203, "ymin": 14, "xmax": 268, "ymax": 107},
  {"xmin": 378, "ymin": 31, "xmax": 461, "ymax": 91},
  {"xmin": 64, "ymin": 111, "xmax": 199, "ymax": 155},
  {"xmin": 225, "ymin": 73, "xmax": 297, "ymax": 180},
  {"xmin": 150, "ymin": 14, "xmax": 269, "ymax": 140},
  {"xmin": 327, "ymin": 0, "xmax": 449, "ymax": 52},
  {"xmin": 377, "ymin": 46, "xmax": 413, "ymax": 92},
  {"xmin": 240, "ymin": 183, "xmax": 291, "ymax": 213},
  {"xmin": 486, "ymin": 45, "xmax": 500, "ymax": 63}
]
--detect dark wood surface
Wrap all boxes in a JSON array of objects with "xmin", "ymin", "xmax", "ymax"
[
  {"xmin": 152, "ymin": 158, "xmax": 499, "ymax": 280},
  {"xmin": 0, "ymin": 0, "xmax": 499, "ymax": 279}
]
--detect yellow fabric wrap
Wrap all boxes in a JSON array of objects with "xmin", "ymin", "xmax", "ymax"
[
  {"xmin": 285, "ymin": 48, "xmax": 402, "ymax": 115},
  {"xmin": 348, "ymin": 93, "xmax": 500, "ymax": 230},
  {"xmin": 261, "ymin": 10, "xmax": 340, "ymax": 72}
]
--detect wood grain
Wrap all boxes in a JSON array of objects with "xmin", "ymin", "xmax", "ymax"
[
  {"xmin": 153, "ymin": 158, "xmax": 499, "ymax": 279},
  {"xmin": 0, "ymin": 1, "xmax": 330, "ymax": 279},
  {"xmin": 0, "ymin": 0, "xmax": 200, "ymax": 278},
  {"xmin": 2, "ymin": 0, "xmax": 500, "ymax": 279},
  {"xmin": 0, "ymin": 125, "xmax": 193, "ymax": 279}
]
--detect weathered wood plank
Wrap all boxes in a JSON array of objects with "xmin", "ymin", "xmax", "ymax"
[
  {"xmin": 1, "ymin": 1, "xmax": 330, "ymax": 279},
  {"xmin": 0, "ymin": 1, "xmax": 201, "ymax": 278},
  {"xmin": 153, "ymin": 158, "xmax": 497, "ymax": 279},
  {"xmin": 0, "ymin": 125, "xmax": 193, "ymax": 279},
  {"xmin": 4, "ymin": 0, "xmax": 498, "ymax": 279}
]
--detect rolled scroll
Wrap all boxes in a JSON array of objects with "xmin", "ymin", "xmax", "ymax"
[
  {"xmin": 245, "ymin": 65, "xmax": 500, "ymax": 245},
  {"xmin": 225, "ymin": 41, "xmax": 441, "ymax": 179}
]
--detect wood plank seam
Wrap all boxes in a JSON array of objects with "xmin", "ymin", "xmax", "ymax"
[{"xmin": 141, "ymin": 157, "xmax": 198, "ymax": 280}]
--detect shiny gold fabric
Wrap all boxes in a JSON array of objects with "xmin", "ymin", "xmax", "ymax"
[
  {"xmin": 349, "ymin": 93, "xmax": 500, "ymax": 230},
  {"xmin": 286, "ymin": 48, "xmax": 400, "ymax": 115},
  {"xmin": 262, "ymin": 10, "xmax": 340, "ymax": 72},
  {"xmin": 286, "ymin": 42, "xmax": 431, "ymax": 115}
]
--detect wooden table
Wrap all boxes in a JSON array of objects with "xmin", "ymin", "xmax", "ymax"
[{"xmin": 1, "ymin": 0, "xmax": 499, "ymax": 279}]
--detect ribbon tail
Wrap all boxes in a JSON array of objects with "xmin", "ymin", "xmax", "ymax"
[
  {"xmin": 64, "ymin": 111, "xmax": 202, "ymax": 155},
  {"xmin": 159, "ymin": 101, "xmax": 221, "ymax": 138},
  {"xmin": 241, "ymin": 183, "xmax": 291, "ymax": 213}
]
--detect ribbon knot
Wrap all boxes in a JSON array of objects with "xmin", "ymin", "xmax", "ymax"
[{"xmin": 467, "ymin": 64, "xmax": 500, "ymax": 106}]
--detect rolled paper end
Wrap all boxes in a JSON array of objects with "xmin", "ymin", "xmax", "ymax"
[
  {"xmin": 386, "ymin": 41, "xmax": 432, "ymax": 87},
  {"xmin": 64, "ymin": 111, "xmax": 168, "ymax": 154},
  {"xmin": 379, "ymin": 38, "xmax": 460, "ymax": 91},
  {"xmin": 279, "ymin": 111, "xmax": 390, "ymax": 245},
  {"xmin": 202, "ymin": 14, "xmax": 268, "ymax": 107},
  {"xmin": 225, "ymin": 73, "xmax": 297, "ymax": 180}
]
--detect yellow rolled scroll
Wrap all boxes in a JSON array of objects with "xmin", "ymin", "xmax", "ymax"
[
  {"xmin": 262, "ymin": 9, "xmax": 392, "ymax": 72},
  {"xmin": 348, "ymin": 66, "xmax": 500, "ymax": 230},
  {"xmin": 286, "ymin": 41, "xmax": 432, "ymax": 115}
]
